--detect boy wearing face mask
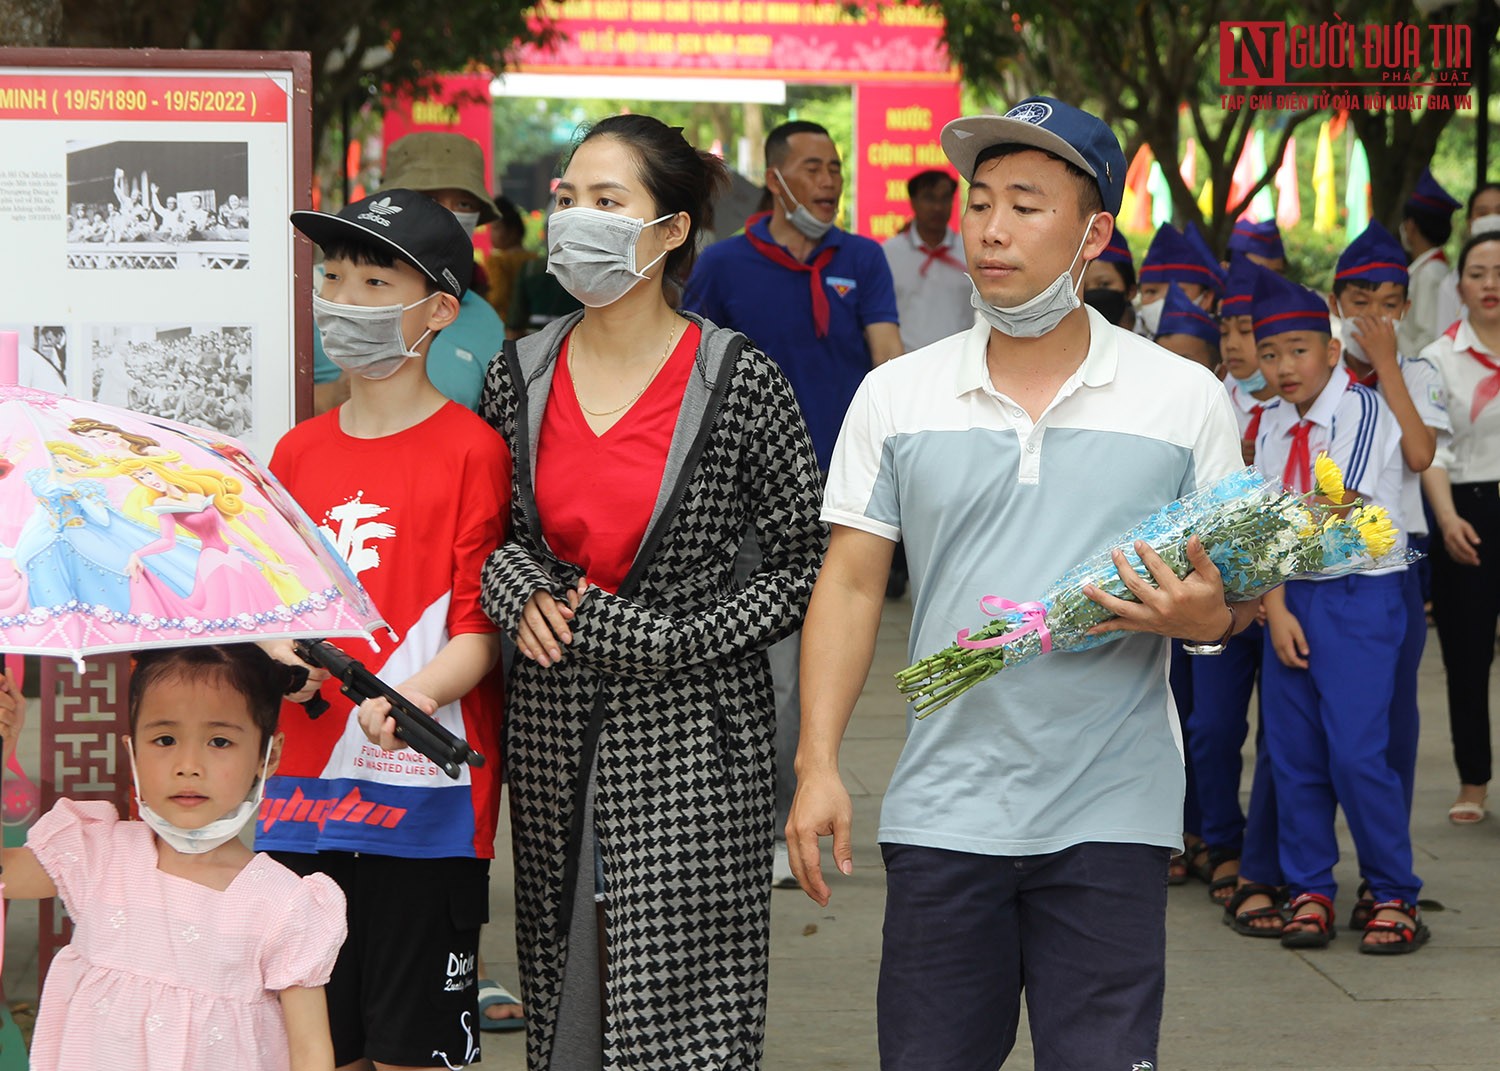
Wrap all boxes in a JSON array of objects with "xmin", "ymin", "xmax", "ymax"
[
  {"xmin": 1332, "ymin": 222, "xmax": 1448, "ymax": 856},
  {"xmin": 261, "ymin": 188, "xmax": 513, "ymax": 1069},
  {"xmin": 1135, "ymin": 223, "xmax": 1226, "ymax": 337},
  {"xmin": 311, "ymin": 132, "xmax": 506, "ymax": 415}
]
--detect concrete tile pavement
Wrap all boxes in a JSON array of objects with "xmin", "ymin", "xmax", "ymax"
[{"xmin": 7, "ymin": 598, "xmax": 1499, "ymax": 1068}]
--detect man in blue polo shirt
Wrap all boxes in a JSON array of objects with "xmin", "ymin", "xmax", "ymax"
[
  {"xmin": 683, "ymin": 120, "xmax": 903, "ymax": 468},
  {"xmin": 787, "ymin": 98, "xmax": 1248, "ymax": 1070},
  {"xmin": 682, "ymin": 119, "xmax": 902, "ymax": 887}
]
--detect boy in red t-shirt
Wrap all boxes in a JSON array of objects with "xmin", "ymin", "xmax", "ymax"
[{"xmin": 259, "ymin": 188, "xmax": 514, "ymax": 1067}]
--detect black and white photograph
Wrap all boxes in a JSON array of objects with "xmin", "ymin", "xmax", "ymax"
[
  {"xmin": 89, "ymin": 324, "xmax": 255, "ymax": 438},
  {"xmin": 0, "ymin": 322, "xmax": 69, "ymax": 394},
  {"xmin": 65, "ymin": 140, "xmax": 251, "ymax": 270}
]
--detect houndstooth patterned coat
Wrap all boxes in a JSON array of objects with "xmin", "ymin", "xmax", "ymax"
[{"xmin": 479, "ymin": 310, "xmax": 827, "ymax": 1070}]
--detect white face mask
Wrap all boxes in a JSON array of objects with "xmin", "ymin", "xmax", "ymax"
[
  {"xmin": 971, "ymin": 214, "xmax": 1097, "ymax": 338},
  {"xmin": 546, "ymin": 206, "xmax": 673, "ymax": 308},
  {"xmin": 452, "ymin": 210, "xmax": 481, "ymax": 239},
  {"xmin": 127, "ymin": 735, "xmax": 273, "ymax": 855},
  {"xmin": 1334, "ymin": 300, "xmax": 1403, "ymax": 365},
  {"xmin": 1135, "ymin": 295, "xmax": 1165, "ymax": 337},
  {"xmin": 772, "ymin": 168, "xmax": 835, "ymax": 241},
  {"xmin": 313, "ymin": 292, "xmax": 440, "ymax": 380}
]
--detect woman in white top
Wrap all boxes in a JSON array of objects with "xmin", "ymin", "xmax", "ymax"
[{"xmin": 1420, "ymin": 230, "xmax": 1500, "ymax": 825}]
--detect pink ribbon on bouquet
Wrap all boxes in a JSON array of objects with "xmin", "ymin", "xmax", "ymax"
[{"xmin": 955, "ymin": 596, "xmax": 1052, "ymax": 653}]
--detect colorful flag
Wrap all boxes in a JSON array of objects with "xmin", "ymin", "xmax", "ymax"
[
  {"xmin": 1180, "ymin": 137, "xmax": 1198, "ymax": 191},
  {"xmin": 1345, "ymin": 138, "xmax": 1371, "ymax": 240},
  {"xmin": 1124, "ymin": 144, "xmax": 1155, "ymax": 232},
  {"xmin": 1228, "ymin": 132, "xmax": 1259, "ymax": 220},
  {"xmin": 1147, "ymin": 160, "xmax": 1174, "ymax": 229},
  {"xmin": 1250, "ymin": 129, "xmax": 1276, "ymax": 221},
  {"xmin": 1275, "ymin": 135, "xmax": 1302, "ymax": 230},
  {"xmin": 1313, "ymin": 121, "xmax": 1337, "ymax": 235}
]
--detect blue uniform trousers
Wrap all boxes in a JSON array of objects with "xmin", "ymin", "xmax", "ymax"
[
  {"xmin": 1186, "ymin": 622, "xmax": 1280, "ymax": 882},
  {"xmin": 1260, "ymin": 575, "xmax": 1420, "ymax": 904},
  {"xmin": 1169, "ymin": 640, "xmax": 1201, "ymax": 839},
  {"xmin": 1388, "ymin": 567, "xmax": 1425, "ymax": 816}
]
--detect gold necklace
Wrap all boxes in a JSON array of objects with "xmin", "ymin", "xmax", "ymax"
[{"xmin": 570, "ymin": 321, "xmax": 681, "ymax": 418}]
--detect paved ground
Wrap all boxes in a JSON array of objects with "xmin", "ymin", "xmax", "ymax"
[{"xmin": 6, "ymin": 596, "xmax": 1500, "ymax": 1068}]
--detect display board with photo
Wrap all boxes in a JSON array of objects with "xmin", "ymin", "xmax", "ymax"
[
  {"xmin": 89, "ymin": 324, "xmax": 255, "ymax": 438},
  {"xmin": 65, "ymin": 140, "xmax": 251, "ymax": 270},
  {"xmin": 0, "ymin": 55, "xmax": 308, "ymax": 461}
]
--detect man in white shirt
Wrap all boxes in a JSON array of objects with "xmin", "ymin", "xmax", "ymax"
[{"xmin": 882, "ymin": 169, "xmax": 973, "ymax": 351}]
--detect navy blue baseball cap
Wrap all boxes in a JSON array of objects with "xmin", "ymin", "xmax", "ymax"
[{"xmin": 941, "ymin": 97, "xmax": 1126, "ymax": 215}]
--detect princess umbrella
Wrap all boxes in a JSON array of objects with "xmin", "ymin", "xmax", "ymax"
[{"xmin": 0, "ymin": 331, "xmax": 389, "ymax": 666}]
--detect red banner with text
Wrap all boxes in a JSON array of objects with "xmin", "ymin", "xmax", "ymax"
[
  {"xmin": 855, "ymin": 80, "xmax": 961, "ymax": 241},
  {"xmin": 518, "ymin": 0, "xmax": 952, "ymax": 83},
  {"xmin": 0, "ymin": 74, "xmax": 288, "ymax": 122}
]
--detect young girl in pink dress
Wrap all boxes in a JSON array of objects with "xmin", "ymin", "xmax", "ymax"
[{"xmin": 0, "ymin": 644, "xmax": 347, "ymax": 1070}]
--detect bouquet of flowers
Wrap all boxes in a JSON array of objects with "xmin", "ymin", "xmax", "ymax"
[{"xmin": 895, "ymin": 458, "xmax": 1410, "ymax": 717}]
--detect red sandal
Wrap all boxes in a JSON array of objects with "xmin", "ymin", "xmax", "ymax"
[
  {"xmin": 1359, "ymin": 900, "xmax": 1430, "ymax": 956},
  {"xmin": 1280, "ymin": 892, "xmax": 1336, "ymax": 949}
]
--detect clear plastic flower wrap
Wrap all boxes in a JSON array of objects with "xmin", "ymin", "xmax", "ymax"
[{"xmin": 895, "ymin": 462, "xmax": 1417, "ymax": 717}]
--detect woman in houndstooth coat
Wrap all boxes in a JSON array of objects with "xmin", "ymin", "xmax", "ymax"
[{"xmin": 478, "ymin": 115, "xmax": 826, "ymax": 1071}]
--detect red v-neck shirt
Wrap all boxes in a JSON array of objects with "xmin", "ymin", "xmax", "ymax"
[{"xmin": 535, "ymin": 322, "xmax": 701, "ymax": 593}]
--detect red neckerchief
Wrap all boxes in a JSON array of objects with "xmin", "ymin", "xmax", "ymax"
[
  {"xmin": 743, "ymin": 212, "xmax": 836, "ymax": 338},
  {"xmin": 1450, "ymin": 320, "xmax": 1500, "ymax": 425},
  {"xmin": 916, "ymin": 231, "xmax": 966, "ymax": 277},
  {"xmin": 1284, "ymin": 420, "xmax": 1313, "ymax": 493},
  {"xmin": 1245, "ymin": 403, "xmax": 1265, "ymax": 443}
]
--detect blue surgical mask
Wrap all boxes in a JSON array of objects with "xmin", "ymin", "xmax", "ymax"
[{"xmin": 1231, "ymin": 368, "xmax": 1268, "ymax": 392}]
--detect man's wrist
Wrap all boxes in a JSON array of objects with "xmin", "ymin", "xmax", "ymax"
[{"xmin": 1182, "ymin": 605, "xmax": 1235, "ymax": 653}]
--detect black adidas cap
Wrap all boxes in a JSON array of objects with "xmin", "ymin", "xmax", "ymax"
[{"xmin": 291, "ymin": 188, "xmax": 471, "ymax": 298}]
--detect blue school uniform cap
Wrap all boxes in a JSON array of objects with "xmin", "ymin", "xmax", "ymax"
[
  {"xmin": 1221, "ymin": 255, "xmax": 1271, "ymax": 317},
  {"xmin": 1405, "ymin": 169, "xmax": 1460, "ymax": 217},
  {"xmin": 1098, "ymin": 227, "xmax": 1133, "ymax": 267},
  {"xmin": 941, "ymin": 97, "xmax": 1127, "ymax": 214},
  {"xmin": 1156, "ymin": 282, "xmax": 1220, "ymax": 346},
  {"xmin": 1227, "ymin": 219, "xmax": 1286, "ymax": 261},
  {"xmin": 1335, "ymin": 222, "xmax": 1409, "ymax": 287},
  {"xmin": 1252, "ymin": 267, "xmax": 1330, "ymax": 343},
  {"xmin": 1140, "ymin": 224, "xmax": 1225, "ymax": 294}
]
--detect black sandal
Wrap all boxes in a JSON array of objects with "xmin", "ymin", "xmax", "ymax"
[
  {"xmin": 1185, "ymin": 839, "xmax": 1215, "ymax": 884},
  {"xmin": 1348, "ymin": 879, "xmax": 1374, "ymax": 932},
  {"xmin": 1206, "ymin": 847, "xmax": 1241, "ymax": 905},
  {"xmin": 1359, "ymin": 900, "xmax": 1430, "ymax": 955},
  {"xmin": 1280, "ymin": 892, "xmax": 1336, "ymax": 949},
  {"xmin": 1222, "ymin": 882, "xmax": 1285, "ymax": 938}
]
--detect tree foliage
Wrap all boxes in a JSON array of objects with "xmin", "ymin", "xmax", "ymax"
[{"xmin": 920, "ymin": 0, "xmax": 1492, "ymax": 243}]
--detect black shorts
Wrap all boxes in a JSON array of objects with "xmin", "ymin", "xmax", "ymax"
[{"xmin": 270, "ymin": 850, "xmax": 490, "ymax": 1068}]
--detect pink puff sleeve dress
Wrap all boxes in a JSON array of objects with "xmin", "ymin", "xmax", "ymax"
[{"xmin": 24, "ymin": 799, "xmax": 347, "ymax": 1071}]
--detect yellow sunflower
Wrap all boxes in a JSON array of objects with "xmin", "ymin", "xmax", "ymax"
[
  {"xmin": 1312, "ymin": 453, "xmax": 1347, "ymax": 504},
  {"xmin": 1351, "ymin": 505, "xmax": 1398, "ymax": 558}
]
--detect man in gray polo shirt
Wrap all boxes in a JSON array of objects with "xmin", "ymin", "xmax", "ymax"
[{"xmin": 787, "ymin": 98, "xmax": 1250, "ymax": 1070}]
